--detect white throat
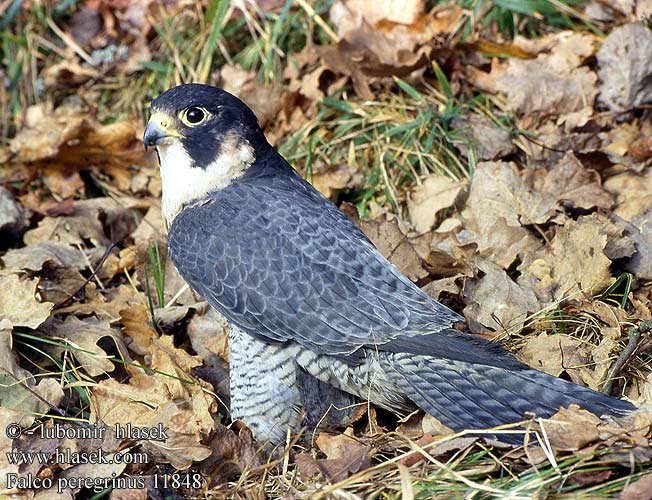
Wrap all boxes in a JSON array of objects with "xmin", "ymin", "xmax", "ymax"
[{"xmin": 157, "ymin": 139, "xmax": 254, "ymax": 226}]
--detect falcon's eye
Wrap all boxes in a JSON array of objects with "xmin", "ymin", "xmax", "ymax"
[{"xmin": 181, "ymin": 107, "xmax": 207, "ymax": 126}]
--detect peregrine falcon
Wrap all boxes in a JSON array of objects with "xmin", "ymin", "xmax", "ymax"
[{"xmin": 143, "ymin": 83, "xmax": 635, "ymax": 445}]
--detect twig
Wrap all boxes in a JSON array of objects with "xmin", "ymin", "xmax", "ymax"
[
  {"xmin": 54, "ymin": 242, "xmax": 117, "ymax": 310},
  {"xmin": 294, "ymin": 0, "xmax": 340, "ymax": 43},
  {"xmin": 601, "ymin": 320, "xmax": 652, "ymax": 394},
  {"xmin": 46, "ymin": 17, "xmax": 95, "ymax": 66}
]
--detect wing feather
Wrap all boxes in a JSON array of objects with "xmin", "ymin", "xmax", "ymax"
[{"xmin": 169, "ymin": 167, "xmax": 507, "ymax": 363}]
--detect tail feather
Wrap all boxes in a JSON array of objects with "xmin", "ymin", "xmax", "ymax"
[{"xmin": 388, "ymin": 353, "xmax": 636, "ymax": 443}]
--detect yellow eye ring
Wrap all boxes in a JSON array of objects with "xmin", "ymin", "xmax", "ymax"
[{"xmin": 180, "ymin": 106, "xmax": 208, "ymax": 126}]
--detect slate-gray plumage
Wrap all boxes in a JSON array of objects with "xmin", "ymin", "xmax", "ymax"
[{"xmin": 144, "ymin": 83, "xmax": 636, "ymax": 445}]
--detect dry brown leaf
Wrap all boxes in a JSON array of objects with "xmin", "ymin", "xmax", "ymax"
[
  {"xmin": 603, "ymin": 120, "xmax": 641, "ymax": 156},
  {"xmin": 407, "ymin": 175, "xmax": 462, "ymax": 234},
  {"xmin": 493, "ymin": 31, "xmax": 599, "ymax": 118},
  {"xmin": 42, "ymin": 58, "xmax": 100, "ymax": 90},
  {"xmin": 518, "ymin": 332, "xmax": 590, "ymax": 384},
  {"xmin": 539, "ymin": 405, "xmax": 602, "ymax": 451},
  {"xmin": 398, "ymin": 435, "xmax": 474, "ymax": 467},
  {"xmin": 6, "ymin": 102, "xmax": 148, "ymax": 196},
  {"xmin": 451, "ymin": 114, "xmax": 515, "ymax": 161},
  {"xmin": 130, "ymin": 205, "xmax": 166, "ymax": 246},
  {"xmin": 520, "ymin": 119, "xmax": 602, "ymax": 161},
  {"xmin": 120, "ymin": 302, "xmax": 159, "ymax": 356},
  {"xmin": 465, "ymin": 161, "xmax": 558, "ymax": 226},
  {"xmin": 56, "ymin": 283, "xmax": 139, "ymax": 321},
  {"xmin": 464, "ymin": 259, "xmax": 541, "ymax": 333},
  {"xmin": 422, "ymin": 274, "xmax": 463, "ymax": 301},
  {"xmin": 629, "ymin": 135, "xmax": 652, "ymax": 161},
  {"xmin": 521, "ymin": 214, "xmax": 618, "ymax": 303},
  {"xmin": 24, "ymin": 197, "xmax": 124, "ymax": 248},
  {"xmin": 296, "ymin": 432, "xmax": 375, "ymax": 482},
  {"xmin": 220, "ymin": 63, "xmax": 284, "ymax": 128},
  {"xmin": 37, "ymin": 266, "xmax": 87, "ymax": 305},
  {"xmin": 0, "ymin": 275, "xmax": 53, "ymax": 329},
  {"xmin": 2, "ymin": 241, "xmax": 88, "ymax": 272},
  {"xmin": 200, "ymin": 423, "xmax": 267, "ymax": 487},
  {"xmin": 579, "ymin": 300, "xmax": 630, "ymax": 328},
  {"xmin": 322, "ymin": 2, "xmax": 461, "ymax": 98},
  {"xmin": 38, "ymin": 316, "xmax": 128, "ymax": 377},
  {"xmin": 604, "ymin": 168, "xmax": 652, "ymax": 223},
  {"xmin": 597, "ymin": 22, "xmax": 652, "ymax": 112},
  {"xmin": 42, "ymin": 163, "xmax": 86, "ymax": 198},
  {"xmin": 91, "ymin": 336, "xmax": 216, "ymax": 469},
  {"xmin": 458, "ymin": 161, "xmax": 547, "ymax": 268},
  {"xmin": 619, "ymin": 473, "xmax": 652, "ymax": 500},
  {"xmin": 527, "ymin": 152, "xmax": 613, "ymax": 211},
  {"xmin": 580, "ymin": 327, "xmax": 620, "ymax": 391},
  {"xmin": 624, "ymin": 215, "xmax": 652, "ymax": 279},
  {"xmin": 0, "ymin": 319, "xmax": 64, "ymax": 428},
  {"xmin": 310, "ymin": 161, "xmax": 363, "ymax": 199},
  {"xmin": 331, "ymin": 0, "xmax": 425, "ymax": 31},
  {"xmin": 8, "ymin": 102, "xmax": 88, "ymax": 163},
  {"xmin": 186, "ymin": 304, "xmax": 229, "ymax": 365},
  {"xmin": 548, "ymin": 215, "xmax": 614, "ymax": 300}
]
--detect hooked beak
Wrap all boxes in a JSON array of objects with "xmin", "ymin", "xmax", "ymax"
[
  {"xmin": 143, "ymin": 112, "xmax": 178, "ymax": 150},
  {"xmin": 143, "ymin": 121, "xmax": 168, "ymax": 150}
]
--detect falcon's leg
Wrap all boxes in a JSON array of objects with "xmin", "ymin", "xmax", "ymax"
[
  {"xmin": 228, "ymin": 327, "xmax": 361, "ymax": 444},
  {"xmin": 228, "ymin": 326, "xmax": 302, "ymax": 443}
]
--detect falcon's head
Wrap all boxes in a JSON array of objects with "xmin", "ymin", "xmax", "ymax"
[{"xmin": 144, "ymin": 83, "xmax": 265, "ymax": 224}]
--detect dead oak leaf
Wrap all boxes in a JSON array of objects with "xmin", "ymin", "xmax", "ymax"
[
  {"xmin": 186, "ymin": 304, "xmax": 229, "ymax": 365},
  {"xmin": 37, "ymin": 316, "xmax": 128, "ymax": 377},
  {"xmin": 1, "ymin": 241, "xmax": 87, "ymax": 273},
  {"xmin": 451, "ymin": 114, "xmax": 515, "ymax": 161},
  {"xmin": 37, "ymin": 266, "xmax": 88, "ymax": 305},
  {"xmin": 24, "ymin": 197, "xmax": 124, "ymax": 248},
  {"xmin": 0, "ymin": 319, "xmax": 64, "ymax": 428},
  {"xmin": 90, "ymin": 338, "xmax": 216, "ymax": 469},
  {"xmin": 8, "ymin": 102, "xmax": 88, "ymax": 163},
  {"xmin": 597, "ymin": 22, "xmax": 652, "ymax": 112},
  {"xmin": 624, "ymin": 214, "xmax": 652, "ymax": 280},
  {"xmin": 458, "ymin": 161, "xmax": 547, "ymax": 268},
  {"xmin": 580, "ymin": 327, "xmax": 620, "ymax": 391},
  {"xmin": 465, "ymin": 161, "xmax": 558, "ymax": 226},
  {"xmin": 120, "ymin": 302, "xmax": 159, "ymax": 356},
  {"xmin": 604, "ymin": 168, "xmax": 652, "ymax": 224},
  {"xmin": 548, "ymin": 215, "xmax": 614, "ymax": 300},
  {"xmin": 619, "ymin": 473, "xmax": 652, "ymax": 500},
  {"xmin": 0, "ymin": 275, "xmax": 53, "ymax": 329},
  {"xmin": 526, "ymin": 152, "xmax": 613, "ymax": 211},
  {"xmin": 538, "ymin": 405, "xmax": 602, "ymax": 451},
  {"xmin": 310, "ymin": 161, "xmax": 363, "ymax": 199},
  {"xmin": 464, "ymin": 259, "xmax": 541, "ymax": 333},
  {"xmin": 56, "ymin": 283, "xmax": 139, "ymax": 322},
  {"xmin": 331, "ymin": 0, "xmax": 426, "ymax": 33},
  {"xmin": 322, "ymin": 2, "xmax": 461, "ymax": 99},
  {"xmin": 200, "ymin": 423, "xmax": 267, "ymax": 487},
  {"xmin": 91, "ymin": 376, "xmax": 214, "ymax": 469},
  {"xmin": 407, "ymin": 175, "xmax": 462, "ymax": 234},
  {"xmin": 494, "ymin": 31, "xmax": 599, "ymax": 117},
  {"xmin": 518, "ymin": 332, "xmax": 590, "ymax": 384},
  {"xmin": 42, "ymin": 163, "xmax": 86, "ymax": 199},
  {"xmin": 398, "ymin": 435, "xmax": 474, "ymax": 467},
  {"xmin": 297, "ymin": 432, "xmax": 375, "ymax": 482},
  {"xmin": 220, "ymin": 63, "xmax": 284, "ymax": 129}
]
